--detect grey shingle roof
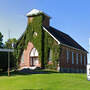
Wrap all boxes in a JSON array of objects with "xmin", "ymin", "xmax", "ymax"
[{"xmin": 44, "ymin": 26, "xmax": 87, "ymax": 52}]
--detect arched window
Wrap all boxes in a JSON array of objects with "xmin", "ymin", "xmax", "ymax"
[
  {"xmin": 30, "ymin": 48, "xmax": 38, "ymax": 57},
  {"xmin": 84, "ymin": 56, "xmax": 86, "ymax": 66},
  {"xmin": 72, "ymin": 52, "xmax": 74, "ymax": 64},
  {"xmin": 30, "ymin": 48, "xmax": 39, "ymax": 66},
  {"xmin": 48, "ymin": 49, "xmax": 52, "ymax": 62},
  {"xmin": 66, "ymin": 49, "xmax": 69, "ymax": 64},
  {"xmin": 21, "ymin": 52, "xmax": 24, "ymax": 63},
  {"xmin": 76, "ymin": 53, "xmax": 78, "ymax": 64},
  {"xmin": 80, "ymin": 54, "xmax": 82, "ymax": 65}
]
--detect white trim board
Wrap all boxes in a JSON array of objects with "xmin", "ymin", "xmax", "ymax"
[{"xmin": 43, "ymin": 27, "xmax": 60, "ymax": 44}]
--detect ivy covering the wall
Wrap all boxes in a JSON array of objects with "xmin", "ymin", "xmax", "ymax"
[
  {"xmin": 15, "ymin": 14, "xmax": 61, "ymax": 69},
  {"xmin": 43, "ymin": 31, "xmax": 61, "ymax": 69}
]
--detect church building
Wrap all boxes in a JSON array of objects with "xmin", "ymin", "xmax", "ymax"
[{"xmin": 16, "ymin": 9, "xmax": 87, "ymax": 73}]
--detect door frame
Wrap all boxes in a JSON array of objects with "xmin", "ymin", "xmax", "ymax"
[{"xmin": 30, "ymin": 56, "xmax": 38, "ymax": 67}]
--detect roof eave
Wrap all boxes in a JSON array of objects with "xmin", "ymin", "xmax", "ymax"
[
  {"xmin": 60, "ymin": 43, "xmax": 88, "ymax": 53},
  {"xmin": 43, "ymin": 26, "xmax": 60, "ymax": 45}
]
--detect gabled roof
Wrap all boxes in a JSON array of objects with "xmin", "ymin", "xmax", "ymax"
[{"xmin": 44, "ymin": 26, "xmax": 87, "ymax": 53}]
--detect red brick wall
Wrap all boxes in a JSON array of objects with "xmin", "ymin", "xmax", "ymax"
[
  {"xmin": 19, "ymin": 42, "xmax": 41, "ymax": 68},
  {"xmin": 28, "ymin": 16, "xmax": 33, "ymax": 24},
  {"xmin": 42, "ymin": 16, "xmax": 50, "ymax": 27},
  {"xmin": 60, "ymin": 44, "xmax": 87, "ymax": 72}
]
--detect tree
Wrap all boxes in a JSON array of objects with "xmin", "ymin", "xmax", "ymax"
[
  {"xmin": 4, "ymin": 38, "xmax": 17, "ymax": 72},
  {"xmin": 0, "ymin": 32, "xmax": 3, "ymax": 48},
  {"xmin": 5, "ymin": 38, "xmax": 17, "ymax": 49}
]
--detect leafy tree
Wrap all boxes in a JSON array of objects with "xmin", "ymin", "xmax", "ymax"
[
  {"xmin": 4, "ymin": 38, "xmax": 18, "ymax": 71},
  {"xmin": 0, "ymin": 32, "xmax": 3, "ymax": 48},
  {"xmin": 5, "ymin": 38, "xmax": 17, "ymax": 48}
]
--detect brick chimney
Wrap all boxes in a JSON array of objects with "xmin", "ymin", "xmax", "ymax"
[{"xmin": 26, "ymin": 9, "xmax": 51, "ymax": 27}]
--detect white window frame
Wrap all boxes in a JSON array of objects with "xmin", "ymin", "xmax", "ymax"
[
  {"xmin": 72, "ymin": 52, "xmax": 74, "ymax": 64},
  {"xmin": 80, "ymin": 54, "xmax": 82, "ymax": 65},
  {"xmin": 66, "ymin": 49, "xmax": 69, "ymax": 64},
  {"xmin": 76, "ymin": 53, "xmax": 78, "ymax": 64}
]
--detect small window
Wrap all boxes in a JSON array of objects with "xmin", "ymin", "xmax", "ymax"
[
  {"xmin": 80, "ymin": 54, "xmax": 82, "ymax": 65},
  {"xmin": 72, "ymin": 52, "xmax": 74, "ymax": 64},
  {"xmin": 76, "ymin": 53, "xmax": 78, "ymax": 64},
  {"xmin": 21, "ymin": 52, "xmax": 24, "ymax": 63},
  {"xmin": 48, "ymin": 49, "xmax": 52, "ymax": 61},
  {"xmin": 66, "ymin": 49, "xmax": 69, "ymax": 64},
  {"xmin": 84, "ymin": 56, "xmax": 86, "ymax": 66}
]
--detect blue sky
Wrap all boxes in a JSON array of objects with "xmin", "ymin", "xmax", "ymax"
[{"xmin": 0, "ymin": 0, "xmax": 90, "ymax": 62}]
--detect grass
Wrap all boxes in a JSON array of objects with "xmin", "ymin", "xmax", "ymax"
[{"xmin": 0, "ymin": 70, "xmax": 90, "ymax": 90}]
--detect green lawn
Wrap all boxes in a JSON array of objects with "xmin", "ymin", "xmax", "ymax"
[{"xmin": 0, "ymin": 70, "xmax": 90, "ymax": 90}]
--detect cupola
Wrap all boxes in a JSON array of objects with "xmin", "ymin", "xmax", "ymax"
[{"xmin": 26, "ymin": 9, "xmax": 51, "ymax": 27}]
